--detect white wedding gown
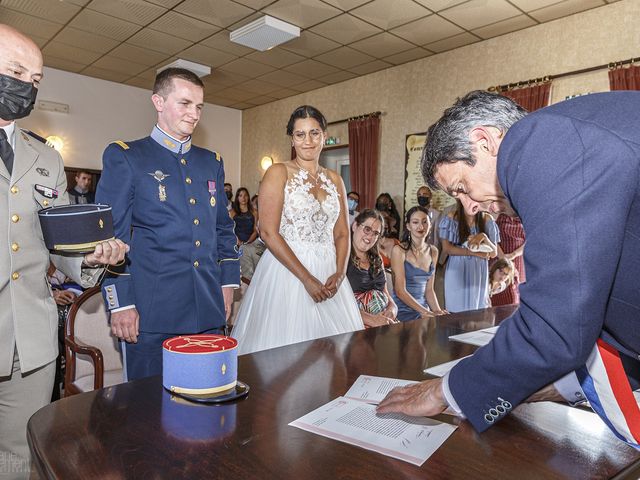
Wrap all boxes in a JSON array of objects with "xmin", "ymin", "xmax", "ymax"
[{"xmin": 231, "ymin": 167, "xmax": 364, "ymax": 355}]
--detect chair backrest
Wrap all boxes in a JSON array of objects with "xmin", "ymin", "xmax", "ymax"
[
  {"xmin": 385, "ymin": 269, "xmax": 394, "ymax": 296},
  {"xmin": 66, "ymin": 286, "xmax": 122, "ymax": 382},
  {"xmin": 229, "ymin": 276, "xmax": 251, "ymax": 327}
]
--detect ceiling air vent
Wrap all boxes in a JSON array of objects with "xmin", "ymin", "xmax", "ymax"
[
  {"xmin": 230, "ymin": 15, "xmax": 300, "ymax": 52},
  {"xmin": 157, "ymin": 59, "xmax": 211, "ymax": 78}
]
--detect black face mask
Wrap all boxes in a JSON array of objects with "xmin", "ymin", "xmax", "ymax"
[
  {"xmin": 0, "ymin": 74, "xmax": 38, "ymax": 121},
  {"xmin": 376, "ymin": 202, "xmax": 389, "ymax": 211},
  {"xmin": 417, "ymin": 196, "xmax": 430, "ymax": 207},
  {"xmin": 226, "ymin": 191, "xmax": 233, "ymax": 201}
]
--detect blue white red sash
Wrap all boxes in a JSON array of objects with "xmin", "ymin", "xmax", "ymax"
[{"xmin": 576, "ymin": 339, "xmax": 640, "ymax": 448}]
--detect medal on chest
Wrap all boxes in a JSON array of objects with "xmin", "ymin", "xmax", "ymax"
[
  {"xmin": 149, "ymin": 170, "xmax": 170, "ymax": 202},
  {"xmin": 208, "ymin": 180, "xmax": 216, "ymax": 207}
]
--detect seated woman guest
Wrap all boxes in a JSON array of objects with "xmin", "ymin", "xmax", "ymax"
[
  {"xmin": 489, "ymin": 257, "xmax": 515, "ymax": 302},
  {"xmin": 347, "ymin": 210, "xmax": 398, "ymax": 327},
  {"xmin": 230, "ymin": 187, "xmax": 259, "ymax": 278},
  {"xmin": 492, "ymin": 213, "xmax": 526, "ymax": 306},
  {"xmin": 391, "ymin": 206, "xmax": 446, "ymax": 321},
  {"xmin": 439, "ymin": 200, "xmax": 500, "ymax": 312}
]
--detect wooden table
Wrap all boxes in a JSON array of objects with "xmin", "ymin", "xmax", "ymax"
[{"xmin": 28, "ymin": 306, "xmax": 640, "ymax": 479}]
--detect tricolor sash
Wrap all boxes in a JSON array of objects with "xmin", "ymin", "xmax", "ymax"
[{"xmin": 576, "ymin": 339, "xmax": 640, "ymax": 448}]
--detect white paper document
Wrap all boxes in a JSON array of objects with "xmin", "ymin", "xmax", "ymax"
[
  {"xmin": 449, "ymin": 326, "xmax": 499, "ymax": 346},
  {"xmin": 423, "ymin": 355, "xmax": 471, "ymax": 377},
  {"xmin": 289, "ymin": 396, "xmax": 457, "ymax": 466},
  {"xmin": 344, "ymin": 375, "xmax": 417, "ymax": 404}
]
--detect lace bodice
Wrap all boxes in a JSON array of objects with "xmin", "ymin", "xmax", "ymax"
[{"xmin": 280, "ymin": 168, "xmax": 340, "ymax": 245}]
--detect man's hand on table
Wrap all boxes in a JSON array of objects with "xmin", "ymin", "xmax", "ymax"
[{"xmin": 377, "ymin": 378, "xmax": 448, "ymax": 417}]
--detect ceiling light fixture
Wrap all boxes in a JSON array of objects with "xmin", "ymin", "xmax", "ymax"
[
  {"xmin": 157, "ymin": 59, "xmax": 211, "ymax": 78},
  {"xmin": 230, "ymin": 15, "xmax": 300, "ymax": 52}
]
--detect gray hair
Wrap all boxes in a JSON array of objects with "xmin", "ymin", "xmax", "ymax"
[{"xmin": 421, "ymin": 90, "xmax": 527, "ymax": 189}]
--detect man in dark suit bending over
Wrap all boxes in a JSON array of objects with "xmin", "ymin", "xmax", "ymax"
[{"xmin": 378, "ymin": 90, "xmax": 640, "ymax": 446}]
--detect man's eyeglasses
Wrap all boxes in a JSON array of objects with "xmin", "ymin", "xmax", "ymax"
[
  {"xmin": 292, "ymin": 129, "xmax": 323, "ymax": 143},
  {"xmin": 360, "ymin": 224, "xmax": 381, "ymax": 238}
]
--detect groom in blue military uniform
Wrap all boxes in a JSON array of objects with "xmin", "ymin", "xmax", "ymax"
[{"xmin": 97, "ymin": 68, "xmax": 240, "ymax": 381}]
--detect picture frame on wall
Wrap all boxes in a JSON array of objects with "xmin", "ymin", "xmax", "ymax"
[
  {"xmin": 404, "ymin": 132, "xmax": 426, "ymax": 219},
  {"xmin": 404, "ymin": 132, "xmax": 455, "ymax": 218}
]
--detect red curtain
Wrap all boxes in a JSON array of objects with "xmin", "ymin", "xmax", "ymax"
[
  {"xmin": 501, "ymin": 82, "xmax": 551, "ymax": 112},
  {"xmin": 609, "ymin": 65, "xmax": 640, "ymax": 90},
  {"xmin": 348, "ymin": 116, "xmax": 380, "ymax": 210}
]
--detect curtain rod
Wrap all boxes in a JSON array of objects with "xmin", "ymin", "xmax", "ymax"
[
  {"xmin": 488, "ymin": 56, "xmax": 640, "ymax": 93},
  {"xmin": 327, "ymin": 111, "xmax": 382, "ymax": 126}
]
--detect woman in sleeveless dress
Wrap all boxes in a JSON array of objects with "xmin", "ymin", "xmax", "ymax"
[
  {"xmin": 231, "ymin": 106, "xmax": 364, "ymax": 355},
  {"xmin": 346, "ymin": 209, "xmax": 398, "ymax": 327},
  {"xmin": 391, "ymin": 206, "xmax": 447, "ymax": 321},
  {"xmin": 439, "ymin": 200, "xmax": 500, "ymax": 312}
]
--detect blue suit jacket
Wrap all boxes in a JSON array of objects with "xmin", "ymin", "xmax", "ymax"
[
  {"xmin": 449, "ymin": 92, "xmax": 640, "ymax": 431},
  {"xmin": 96, "ymin": 133, "xmax": 240, "ymax": 334}
]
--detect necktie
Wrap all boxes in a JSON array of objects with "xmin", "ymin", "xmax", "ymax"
[{"xmin": 0, "ymin": 129, "xmax": 14, "ymax": 175}]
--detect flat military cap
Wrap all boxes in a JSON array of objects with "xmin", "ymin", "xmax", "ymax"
[{"xmin": 38, "ymin": 204, "xmax": 114, "ymax": 252}]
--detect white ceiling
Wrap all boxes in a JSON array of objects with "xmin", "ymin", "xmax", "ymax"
[{"xmin": 1, "ymin": 0, "xmax": 620, "ymax": 109}]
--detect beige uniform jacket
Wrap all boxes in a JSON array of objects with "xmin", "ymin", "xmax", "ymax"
[{"xmin": 0, "ymin": 127, "xmax": 101, "ymax": 376}]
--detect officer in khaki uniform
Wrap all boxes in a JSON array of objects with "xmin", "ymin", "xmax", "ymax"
[{"xmin": 0, "ymin": 24, "xmax": 128, "ymax": 480}]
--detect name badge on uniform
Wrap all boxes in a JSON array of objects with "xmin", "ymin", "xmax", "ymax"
[
  {"xmin": 35, "ymin": 184, "xmax": 58, "ymax": 198},
  {"xmin": 149, "ymin": 170, "xmax": 170, "ymax": 202},
  {"xmin": 208, "ymin": 180, "xmax": 216, "ymax": 207}
]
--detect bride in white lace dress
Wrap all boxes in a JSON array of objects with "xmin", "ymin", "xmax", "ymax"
[{"xmin": 231, "ymin": 106, "xmax": 364, "ymax": 355}]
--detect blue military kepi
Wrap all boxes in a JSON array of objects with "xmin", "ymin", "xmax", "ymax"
[{"xmin": 38, "ymin": 204, "xmax": 114, "ymax": 252}]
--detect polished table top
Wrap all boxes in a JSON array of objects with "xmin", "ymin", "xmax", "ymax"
[{"xmin": 28, "ymin": 306, "xmax": 640, "ymax": 479}]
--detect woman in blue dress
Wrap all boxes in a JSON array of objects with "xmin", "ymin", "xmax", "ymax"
[
  {"xmin": 391, "ymin": 206, "xmax": 447, "ymax": 321},
  {"xmin": 439, "ymin": 200, "xmax": 500, "ymax": 312}
]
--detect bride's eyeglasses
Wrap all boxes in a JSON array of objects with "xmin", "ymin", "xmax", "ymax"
[
  {"xmin": 292, "ymin": 129, "xmax": 323, "ymax": 143},
  {"xmin": 360, "ymin": 224, "xmax": 381, "ymax": 238}
]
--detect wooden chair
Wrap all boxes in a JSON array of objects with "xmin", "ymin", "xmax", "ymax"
[
  {"xmin": 64, "ymin": 286, "xmax": 124, "ymax": 396},
  {"xmin": 385, "ymin": 269, "xmax": 395, "ymax": 296}
]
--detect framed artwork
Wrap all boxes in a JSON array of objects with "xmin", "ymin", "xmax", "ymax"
[{"xmin": 404, "ymin": 132, "xmax": 454, "ymax": 217}]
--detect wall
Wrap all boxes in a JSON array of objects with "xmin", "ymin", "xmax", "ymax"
[
  {"xmin": 241, "ymin": 0, "xmax": 638, "ymax": 211},
  {"xmin": 19, "ymin": 67, "xmax": 243, "ymax": 187}
]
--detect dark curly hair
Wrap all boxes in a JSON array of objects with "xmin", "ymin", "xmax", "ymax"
[{"xmin": 350, "ymin": 209, "xmax": 385, "ymax": 277}]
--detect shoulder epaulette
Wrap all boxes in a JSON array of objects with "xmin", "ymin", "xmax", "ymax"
[
  {"xmin": 21, "ymin": 129, "xmax": 47, "ymax": 144},
  {"xmin": 111, "ymin": 140, "xmax": 129, "ymax": 150},
  {"xmin": 213, "ymin": 151, "xmax": 220, "ymax": 162}
]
